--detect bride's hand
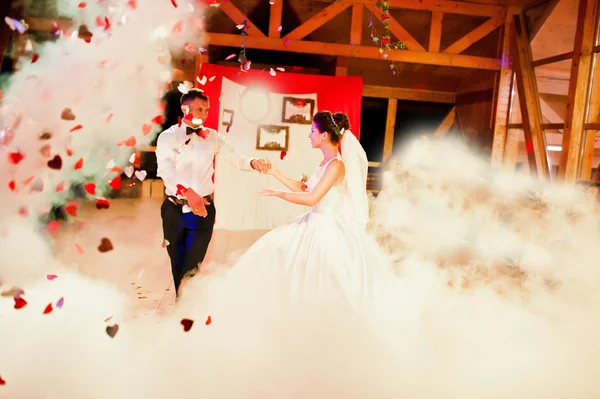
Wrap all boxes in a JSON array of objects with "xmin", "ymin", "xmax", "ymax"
[
  {"xmin": 254, "ymin": 189, "xmax": 280, "ymax": 197},
  {"xmin": 265, "ymin": 161, "xmax": 278, "ymax": 176}
]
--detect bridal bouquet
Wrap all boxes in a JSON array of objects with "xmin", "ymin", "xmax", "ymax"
[{"xmin": 301, "ymin": 174, "xmax": 308, "ymax": 192}]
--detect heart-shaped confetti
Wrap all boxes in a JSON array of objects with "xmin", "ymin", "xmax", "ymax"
[
  {"xmin": 205, "ymin": 315, "xmax": 212, "ymax": 325},
  {"xmin": 9, "ymin": 151, "xmax": 24, "ymax": 165},
  {"xmin": 48, "ymin": 220, "xmax": 61, "ymax": 233},
  {"xmin": 152, "ymin": 115, "xmax": 164, "ymax": 125},
  {"xmin": 8, "ymin": 180, "xmax": 15, "ymax": 191},
  {"xmin": 55, "ymin": 181, "xmax": 65, "ymax": 192},
  {"xmin": 56, "ymin": 297, "xmax": 64, "ymax": 309},
  {"xmin": 142, "ymin": 124, "xmax": 152, "ymax": 135},
  {"xmin": 61, "ymin": 108, "xmax": 76, "ymax": 120},
  {"xmin": 48, "ymin": 155, "xmax": 62, "ymax": 170},
  {"xmin": 109, "ymin": 176, "xmax": 121, "ymax": 190},
  {"xmin": 74, "ymin": 158, "xmax": 83, "ymax": 170},
  {"xmin": 95, "ymin": 199, "xmax": 110, "ymax": 210},
  {"xmin": 13, "ymin": 296, "xmax": 27, "ymax": 309},
  {"xmin": 75, "ymin": 243, "xmax": 85, "ymax": 254},
  {"xmin": 46, "ymin": 274, "xmax": 58, "ymax": 280},
  {"xmin": 280, "ymin": 151, "xmax": 287, "ymax": 160},
  {"xmin": 134, "ymin": 170, "xmax": 147, "ymax": 181},
  {"xmin": 124, "ymin": 165, "xmax": 134, "ymax": 178},
  {"xmin": 43, "ymin": 303, "xmax": 53, "ymax": 314},
  {"xmin": 84, "ymin": 182, "xmax": 96, "ymax": 195},
  {"xmin": 181, "ymin": 318, "xmax": 194, "ymax": 332},
  {"xmin": 106, "ymin": 324, "xmax": 119, "ymax": 338},
  {"xmin": 65, "ymin": 201, "xmax": 79, "ymax": 216},
  {"xmin": 98, "ymin": 237, "xmax": 113, "ymax": 252}
]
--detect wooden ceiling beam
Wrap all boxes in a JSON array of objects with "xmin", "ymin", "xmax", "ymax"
[
  {"xmin": 582, "ymin": 47, "xmax": 600, "ymax": 181},
  {"xmin": 528, "ymin": 0, "xmax": 560, "ymax": 41},
  {"xmin": 206, "ymin": 32, "xmax": 501, "ymax": 70},
  {"xmin": 268, "ymin": 0, "xmax": 283, "ymax": 39},
  {"xmin": 283, "ymin": 1, "xmax": 351, "ymax": 41},
  {"xmin": 429, "ymin": 11, "xmax": 443, "ymax": 52},
  {"xmin": 433, "ymin": 106, "xmax": 457, "ymax": 137},
  {"xmin": 365, "ymin": 5, "xmax": 425, "ymax": 52},
  {"xmin": 558, "ymin": 0, "xmax": 600, "ymax": 182},
  {"xmin": 218, "ymin": 1, "xmax": 266, "ymax": 38},
  {"xmin": 444, "ymin": 15, "xmax": 504, "ymax": 54},
  {"xmin": 350, "ymin": 0, "xmax": 505, "ymax": 17},
  {"xmin": 362, "ymin": 85, "xmax": 456, "ymax": 103},
  {"xmin": 510, "ymin": 12, "xmax": 551, "ymax": 179}
]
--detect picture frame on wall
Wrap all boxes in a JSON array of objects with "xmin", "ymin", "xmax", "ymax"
[
  {"xmin": 256, "ymin": 125, "xmax": 290, "ymax": 151},
  {"xmin": 281, "ymin": 97, "xmax": 315, "ymax": 124},
  {"xmin": 222, "ymin": 109, "xmax": 234, "ymax": 127}
]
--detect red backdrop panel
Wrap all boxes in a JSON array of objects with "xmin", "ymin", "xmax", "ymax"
[{"xmin": 197, "ymin": 64, "xmax": 363, "ymax": 138}]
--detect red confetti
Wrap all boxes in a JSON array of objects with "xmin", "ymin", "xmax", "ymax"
[
  {"xmin": 78, "ymin": 1, "xmax": 87, "ymax": 7},
  {"xmin": 106, "ymin": 113, "xmax": 113, "ymax": 123},
  {"xmin": 177, "ymin": 116, "xmax": 183, "ymax": 127},
  {"xmin": 43, "ymin": 303, "xmax": 53, "ymax": 314},
  {"xmin": 127, "ymin": 0, "xmax": 137, "ymax": 8},
  {"xmin": 152, "ymin": 115, "xmax": 164, "ymax": 125},
  {"xmin": 50, "ymin": 22, "xmax": 60, "ymax": 35},
  {"xmin": 172, "ymin": 21, "xmax": 183, "ymax": 33},
  {"xmin": 109, "ymin": 176, "xmax": 121, "ymax": 190},
  {"xmin": 111, "ymin": 166, "xmax": 123, "ymax": 173},
  {"xmin": 171, "ymin": 0, "xmax": 178, "ymax": 7},
  {"xmin": 98, "ymin": 237, "xmax": 113, "ymax": 252},
  {"xmin": 13, "ymin": 296, "xmax": 27, "ymax": 309},
  {"xmin": 8, "ymin": 151, "xmax": 24, "ymax": 165},
  {"xmin": 525, "ymin": 139, "xmax": 534, "ymax": 153},
  {"xmin": 74, "ymin": 158, "xmax": 83, "ymax": 170},
  {"xmin": 96, "ymin": 198, "xmax": 110, "ymax": 209},
  {"xmin": 176, "ymin": 184, "xmax": 187, "ymax": 196},
  {"xmin": 181, "ymin": 318, "xmax": 194, "ymax": 332},
  {"xmin": 280, "ymin": 151, "xmax": 287, "ymax": 160},
  {"xmin": 47, "ymin": 155, "xmax": 62, "ymax": 170},
  {"xmin": 70, "ymin": 124, "xmax": 83, "ymax": 133},
  {"xmin": 84, "ymin": 182, "xmax": 96, "ymax": 195},
  {"xmin": 104, "ymin": 17, "xmax": 111, "ymax": 31},
  {"xmin": 55, "ymin": 181, "xmax": 65, "ymax": 192},
  {"xmin": 184, "ymin": 113, "xmax": 193, "ymax": 122},
  {"xmin": 95, "ymin": 16, "xmax": 105, "ymax": 27},
  {"xmin": 18, "ymin": 206, "xmax": 28, "ymax": 217},
  {"xmin": 119, "ymin": 136, "xmax": 136, "ymax": 147},
  {"xmin": 65, "ymin": 201, "xmax": 79, "ymax": 217},
  {"xmin": 159, "ymin": 101, "xmax": 167, "ymax": 113},
  {"xmin": 0, "ymin": 375, "xmax": 5, "ymax": 385},
  {"xmin": 142, "ymin": 124, "xmax": 152, "ymax": 135},
  {"xmin": 8, "ymin": 180, "xmax": 15, "ymax": 191},
  {"xmin": 65, "ymin": 146, "xmax": 74, "ymax": 156},
  {"xmin": 48, "ymin": 220, "xmax": 61, "ymax": 233},
  {"xmin": 205, "ymin": 315, "xmax": 212, "ymax": 325},
  {"xmin": 31, "ymin": 53, "xmax": 39, "ymax": 63},
  {"xmin": 47, "ymin": 274, "xmax": 58, "ymax": 280},
  {"xmin": 75, "ymin": 243, "xmax": 85, "ymax": 255},
  {"xmin": 23, "ymin": 176, "xmax": 35, "ymax": 186}
]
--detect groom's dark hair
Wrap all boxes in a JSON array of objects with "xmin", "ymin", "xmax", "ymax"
[
  {"xmin": 181, "ymin": 88, "xmax": 209, "ymax": 105},
  {"xmin": 333, "ymin": 112, "xmax": 351, "ymax": 130}
]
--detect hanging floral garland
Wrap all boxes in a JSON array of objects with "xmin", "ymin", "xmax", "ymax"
[{"xmin": 371, "ymin": 2, "xmax": 406, "ymax": 76}]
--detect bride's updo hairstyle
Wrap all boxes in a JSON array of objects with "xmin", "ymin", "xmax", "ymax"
[
  {"xmin": 313, "ymin": 110, "xmax": 343, "ymax": 145},
  {"xmin": 333, "ymin": 112, "xmax": 351, "ymax": 131}
]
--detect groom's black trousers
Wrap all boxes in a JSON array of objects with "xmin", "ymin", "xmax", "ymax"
[{"xmin": 160, "ymin": 198, "xmax": 216, "ymax": 295}]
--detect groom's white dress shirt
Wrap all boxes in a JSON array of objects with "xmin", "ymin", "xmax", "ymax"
[{"xmin": 156, "ymin": 124, "xmax": 253, "ymax": 213}]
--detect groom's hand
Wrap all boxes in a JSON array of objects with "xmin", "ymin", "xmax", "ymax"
[
  {"xmin": 251, "ymin": 159, "xmax": 271, "ymax": 174},
  {"xmin": 185, "ymin": 189, "xmax": 209, "ymax": 217}
]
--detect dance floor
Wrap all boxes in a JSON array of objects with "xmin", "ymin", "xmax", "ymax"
[{"xmin": 51, "ymin": 198, "xmax": 268, "ymax": 318}]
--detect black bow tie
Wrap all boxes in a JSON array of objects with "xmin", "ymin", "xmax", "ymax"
[{"xmin": 186, "ymin": 126, "xmax": 201, "ymax": 135}]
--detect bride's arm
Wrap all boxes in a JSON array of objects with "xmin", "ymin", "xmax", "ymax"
[
  {"xmin": 258, "ymin": 160, "xmax": 345, "ymax": 206},
  {"xmin": 270, "ymin": 167, "xmax": 306, "ymax": 193}
]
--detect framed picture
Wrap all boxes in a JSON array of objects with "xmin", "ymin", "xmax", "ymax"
[
  {"xmin": 282, "ymin": 97, "xmax": 315, "ymax": 124},
  {"xmin": 222, "ymin": 109, "xmax": 234, "ymax": 126},
  {"xmin": 256, "ymin": 125, "xmax": 289, "ymax": 151}
]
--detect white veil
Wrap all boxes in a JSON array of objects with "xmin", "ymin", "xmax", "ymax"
[{"xmin": 340, "ymin": 129, "xmax": 369, "ymax": 227}]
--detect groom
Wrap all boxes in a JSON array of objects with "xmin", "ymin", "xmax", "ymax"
[{"xmin": 156, "ymin": 88, "xmax": 270, "ymax": 296}]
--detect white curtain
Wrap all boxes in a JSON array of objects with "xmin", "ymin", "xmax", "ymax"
[{"xmin": 214, "ymin": 78, "xmax": 321, "ymax": 230}]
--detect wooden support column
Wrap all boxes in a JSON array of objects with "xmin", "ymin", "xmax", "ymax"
[
  {"xmin": 491, "ymin": 9, "xmax": 515, "ymax": 166},
  {"xmin": 383, "ymin": 99, "xmax": 398, "ymax": 161},
  {"xmin": 504, "ymin": 130, "xmax": 520, "ymax": 170},
  {"xmin": 350, "ymin": 4, "xmax": 363, "ymax": 45},
  {"xmin": 510, "ymin": 13, "xmax": 551, "ymax": 179},
  {"xmin": 429, "ymin": 12, "xmax": 443, "ymax": 52},
  {"xmin": 268, "ymin": 0, "xmax": 283, "ymax": 38},
  {"xmin": 581, "ymin": 58, "xmax": 600, "ymax": 181},
  {"xmin": 219, "ymin": 2, "xmax": 266, "ymax": 37},
  {"xmin": 558, "ymin": 0, "xmax": 600, "ymax": 181}
]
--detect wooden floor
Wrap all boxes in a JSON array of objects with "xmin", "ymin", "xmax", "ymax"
[{"xmin": 51, "ymin": 198, "xmax": 268, "ymax": 318}]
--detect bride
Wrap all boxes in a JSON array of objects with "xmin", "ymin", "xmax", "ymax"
[{"xmin": 216, "ymin": 110, "xmax": 397, "ymax": 309}]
